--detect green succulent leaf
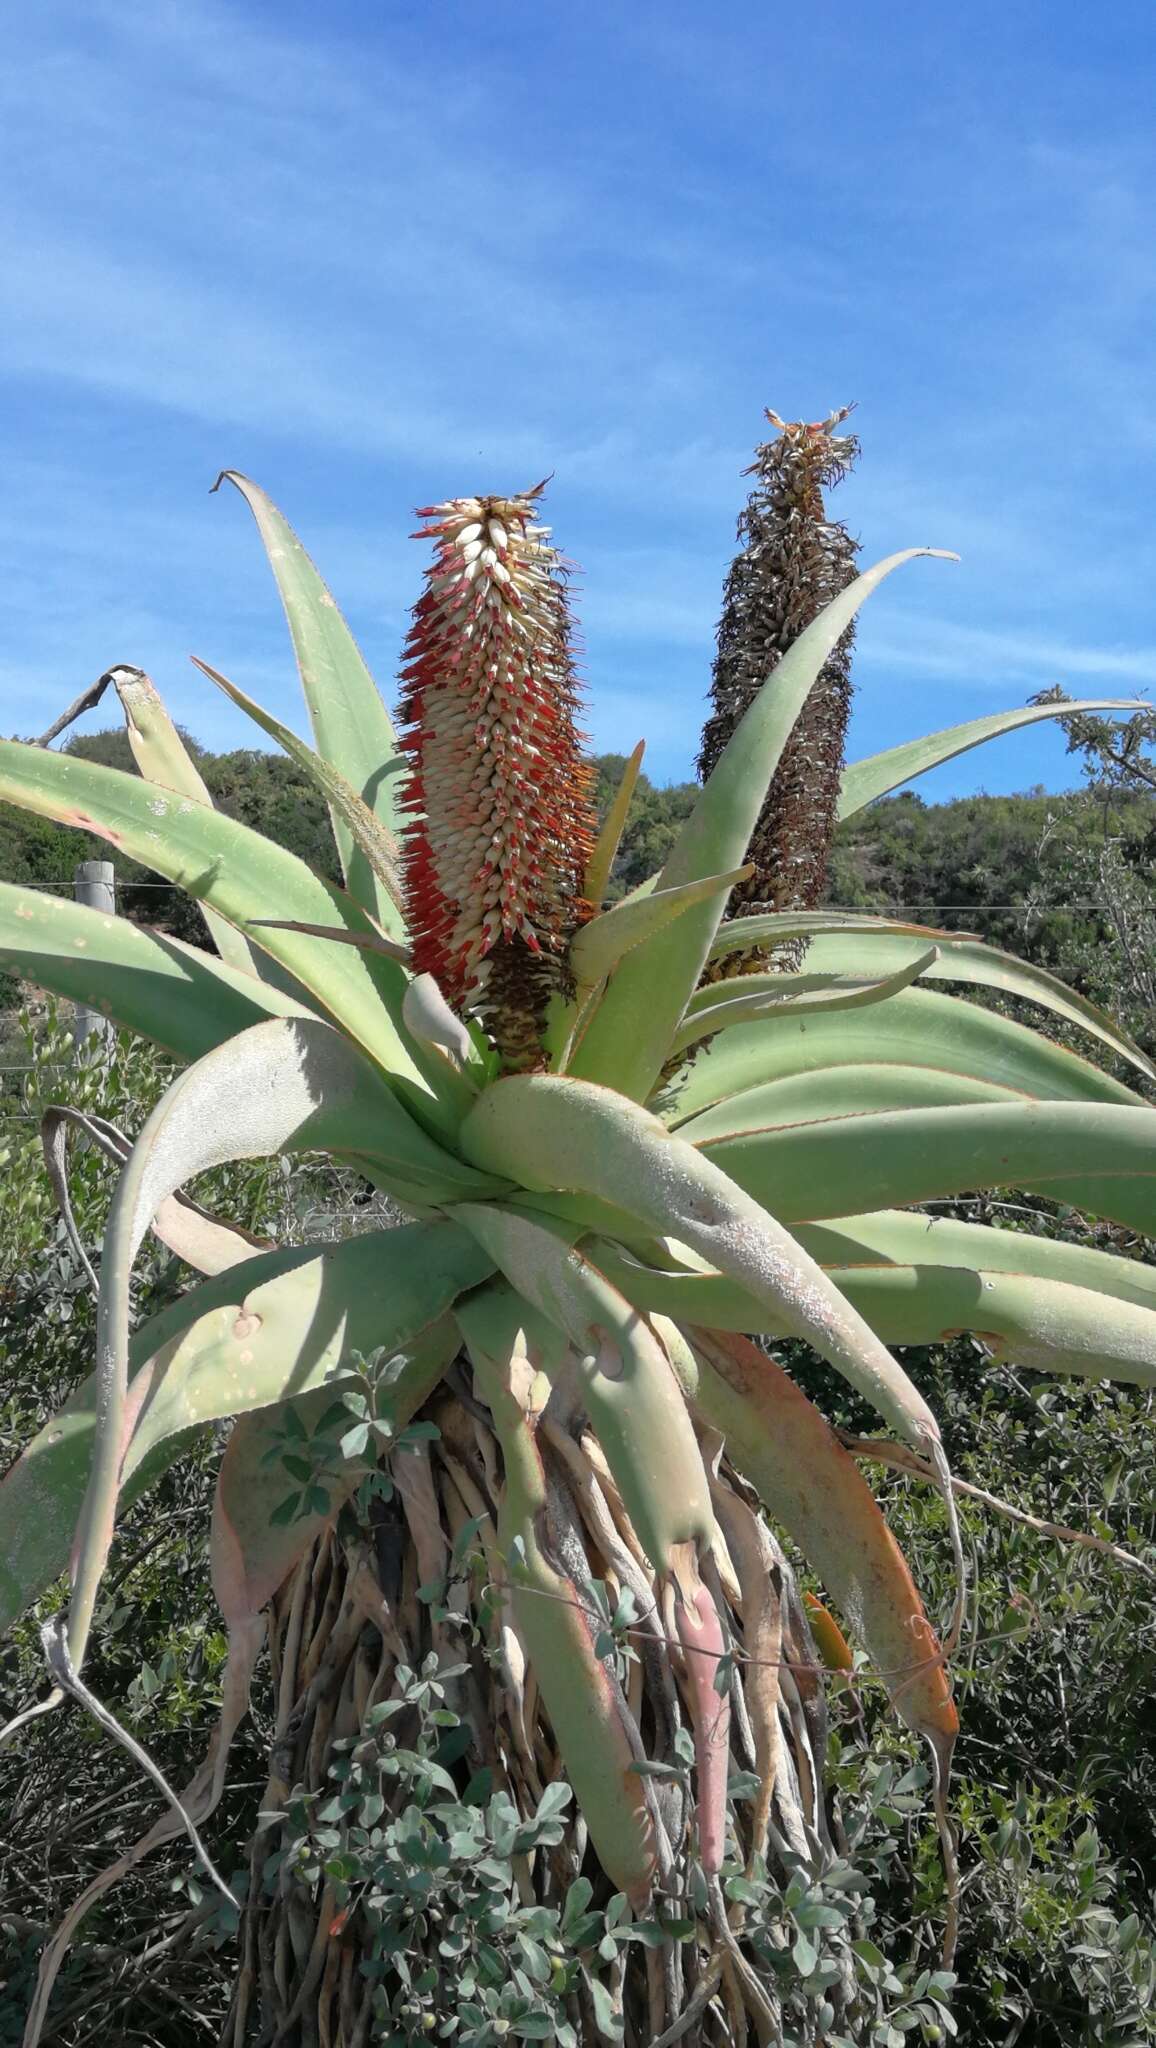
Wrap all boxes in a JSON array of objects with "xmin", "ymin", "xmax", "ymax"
[
  {"xmin": 453, "ymin": 1202, "xmax": 716, "ymax": 1566},
  {"xmin": 661, "ymin": 986, "xmax": 1143, "ymax": 1125},
  {"xmin": 804, "ymin": 1206, "xmax": 1156, "ymax": 1307},
  {"xmin": 672, "ymin": 1065, "xmax": 1026, "ymax": 1146},
  {"xmin": 700, "ymin": 1097, "xmax": 1156, "ymax": 1236},
  {"xmin": 67, "ymin": 1016, "xmax": 497, "ymax": 1670},
  {"xmin": 671, "ymin": 949, "xmax": 940, "ymax": 1055},
  {"xmin": 246, "ymin": 917, "xmax": 409, "ymax": 961},
  {"xmin": 0, "ymin": 881, "xmax": 309, "ymax": 1059},
  {"xmin": 709, "ymin": 925, "xmax": 1155, "ymax": 1083},
  {"xmin": 403, "ymin": 971, "xmax": 478, "ymax": 1067},
  {"xmin": 569, "ymin": 548, "xmax": 954, "ymax": 1101},
  {"xmin": 213, "ymin": 470, "xmax": 406, "ymax": 936},
  {"xmin": 706, "ymin": 910, "xmax": 967, "ymax": 957},
  {"xmin": 583, "ymin": 740, "xmax": 645, "ymax": 906},
  {"xmin": 838, "ymin": 698, "xmax": 1145, "ymax": 819},
  {"xmin": 192, "ymin": 656, "xmax": 403, "ymax": 924},
  {"xmin": 568, "ymin": 865, "xmax": 754, "ymax": 994},
  {"xmin": 672, "ymin": 1064, "xmax": 1024, "ymax": 1146},
  {"xmin": 830, "ymin": 1266, "xmax": 1156, "ymax": 1383},
  {"xmin": 0, "ymin": 738, "xmax": 438, "ymax": 1105},
  {"xmin": 597, "ymin": 1234, "xmax": 1156, "ymax": 1383},
  {"xmin": 460, "ymin": 1075, "xmax": 942, "ymax": 1450},
  {"xmin": 109, "ymin": 665, "xmax": 264, "ymax": 979}
]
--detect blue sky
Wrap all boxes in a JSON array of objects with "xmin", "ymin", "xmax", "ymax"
[{"xmin": 3, "ymin": 0, "xmax": 1156, "ymax": 796}]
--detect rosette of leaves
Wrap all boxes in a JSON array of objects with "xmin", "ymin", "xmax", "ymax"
[{"xmin": 0, "ymin": 468, "xmax": 1153, "ymax": 2047}]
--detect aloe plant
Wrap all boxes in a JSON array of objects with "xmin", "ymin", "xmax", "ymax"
[{"xmin": 1, "ymin": 469, "xmax": 1154, "ymax": 2048}]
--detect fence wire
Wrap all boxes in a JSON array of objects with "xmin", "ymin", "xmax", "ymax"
[{"xmin": 1, "ymin": 875, "xmax": 1143, "ymax": 912}]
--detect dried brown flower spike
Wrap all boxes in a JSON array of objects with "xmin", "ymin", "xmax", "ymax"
[{"xmin": 699, "ymin": 406, "xmax": 860, "ymax": 965}]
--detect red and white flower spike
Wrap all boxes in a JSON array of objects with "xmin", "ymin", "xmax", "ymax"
[{"xmin": 398, "ymin": 483, "xmax": 596, "ymax": 1064}]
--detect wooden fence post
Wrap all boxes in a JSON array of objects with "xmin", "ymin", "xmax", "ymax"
[{"xmin": 73, "ymin": 859, "xmax": 115, "ymax": 1049}]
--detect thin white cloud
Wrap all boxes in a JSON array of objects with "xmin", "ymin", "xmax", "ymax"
[{"xmin": 859, "ymin": 612, "xmax": 1156, "ymax": 692}]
